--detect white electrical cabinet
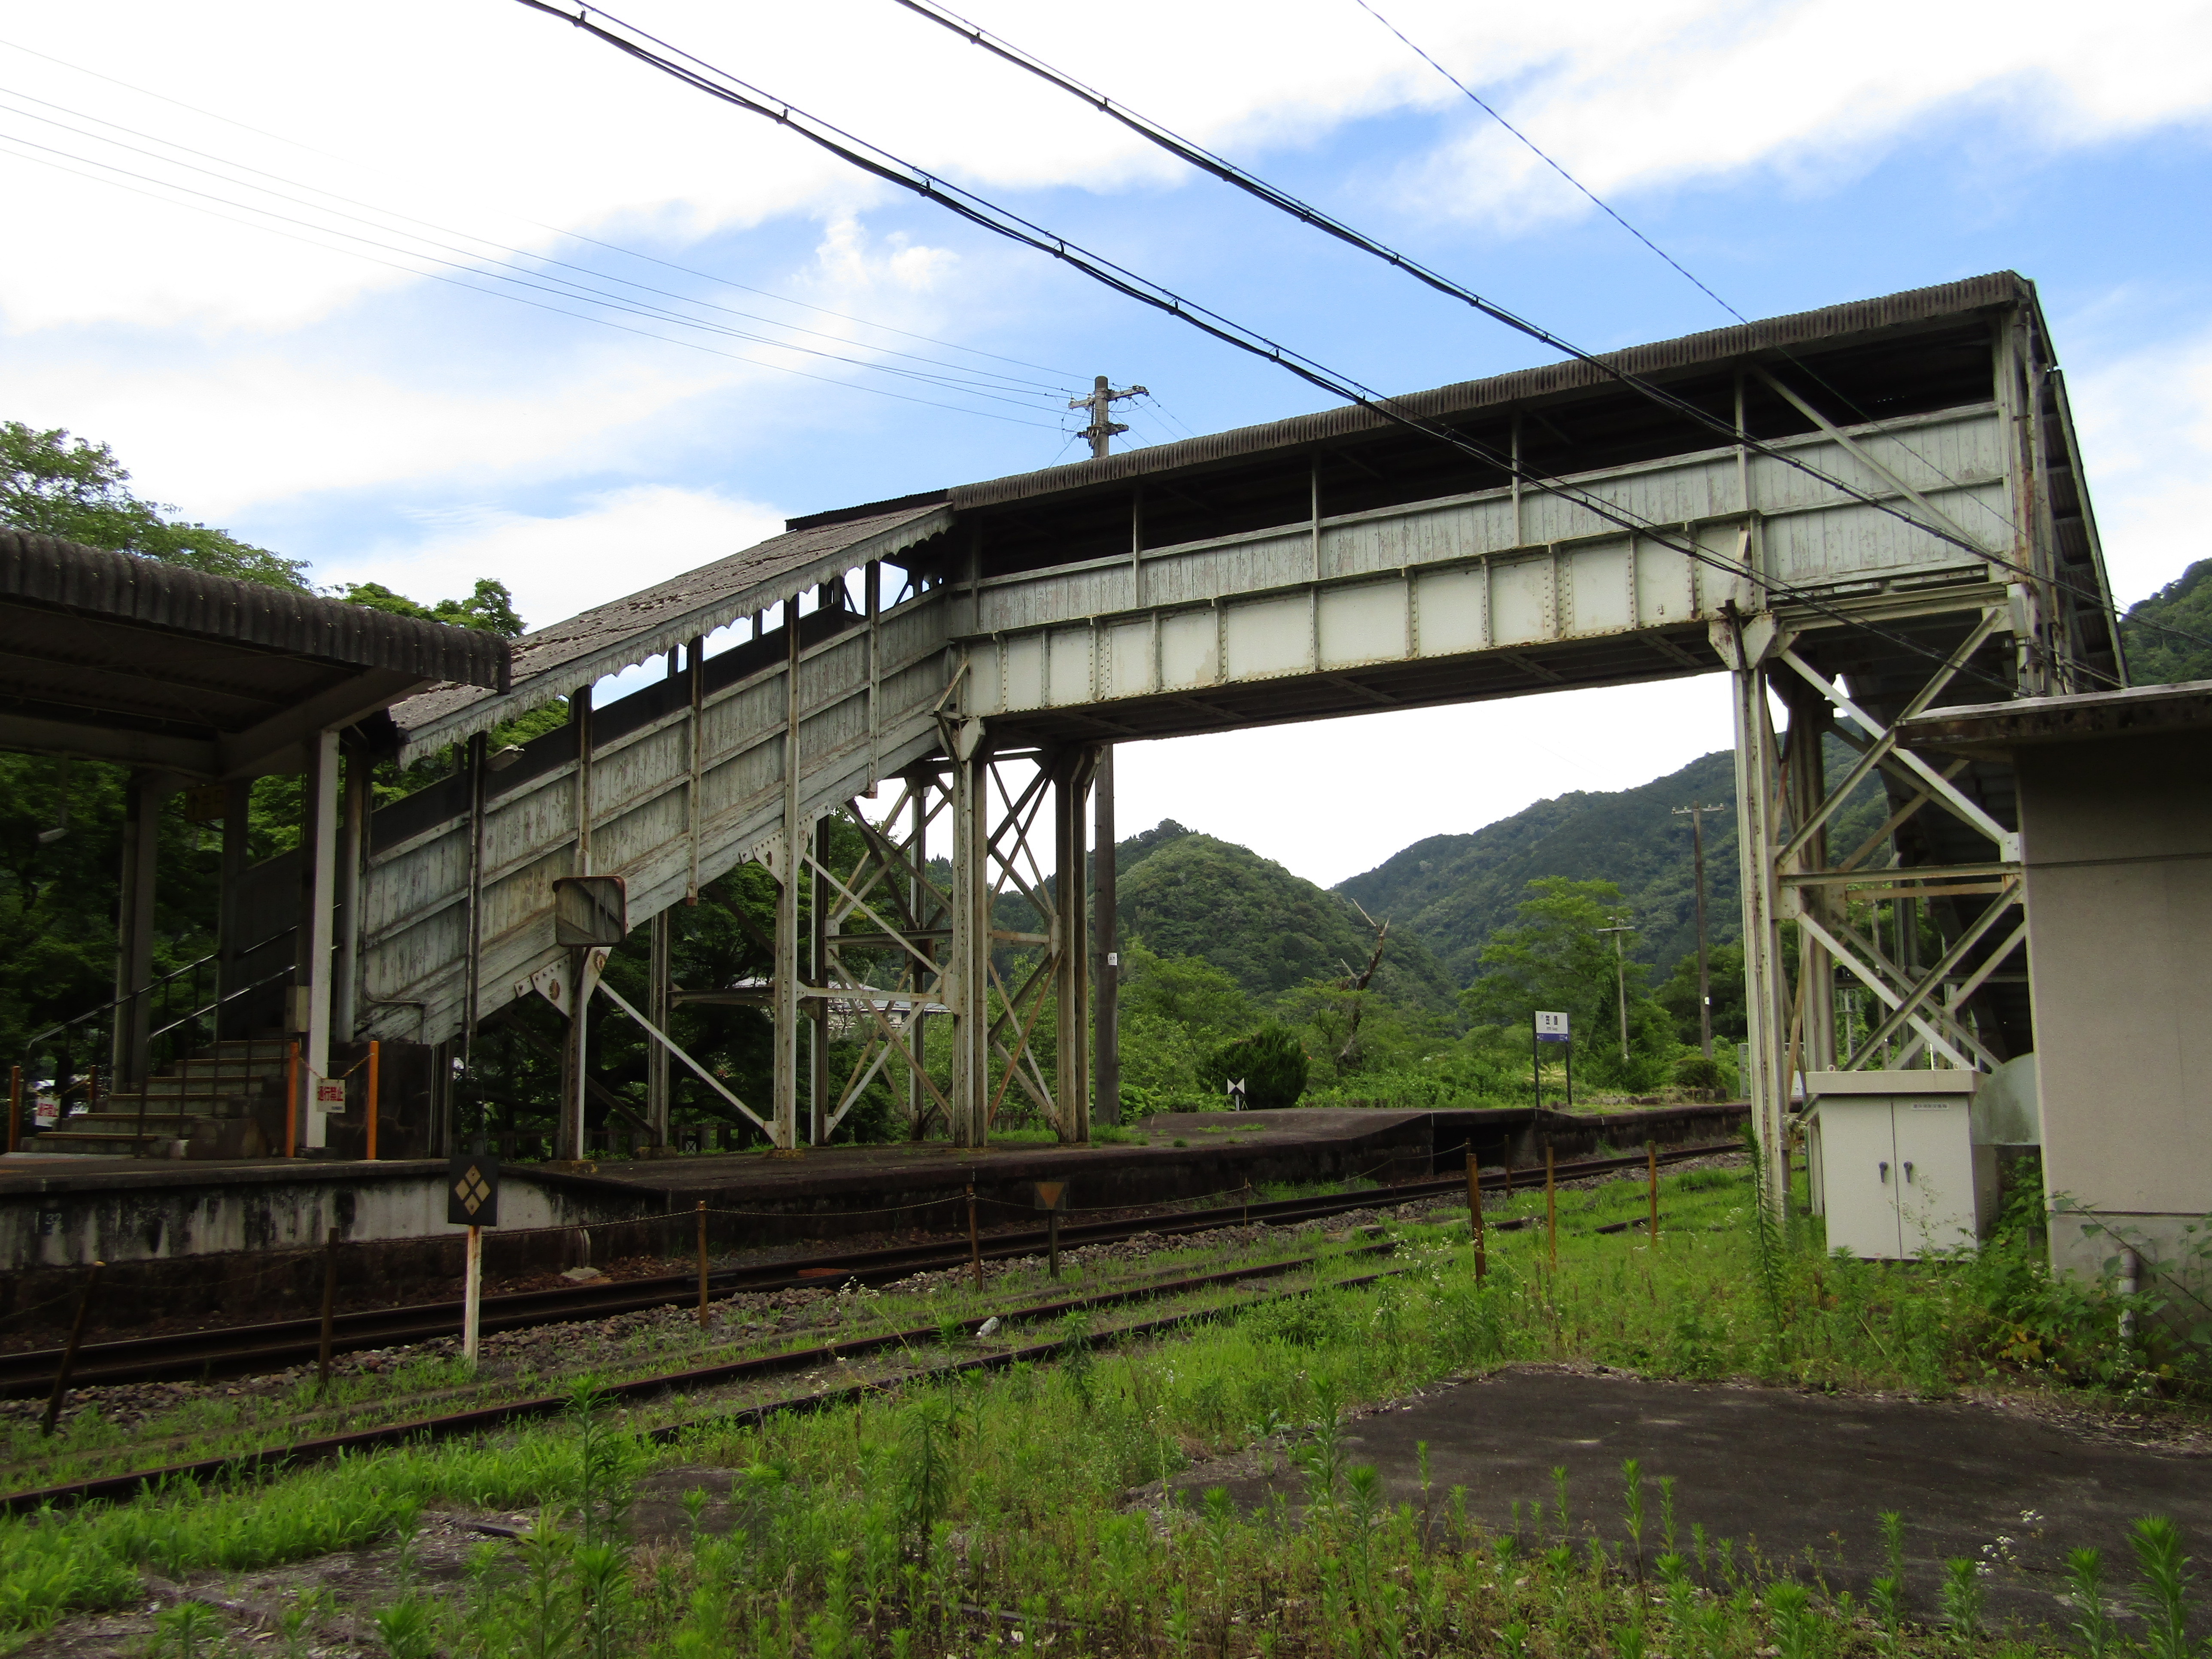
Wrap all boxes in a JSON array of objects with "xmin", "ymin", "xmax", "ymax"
[{"xmin": 1805, "ymin": 1071, "xmax": 1995, "ymax": 1259}]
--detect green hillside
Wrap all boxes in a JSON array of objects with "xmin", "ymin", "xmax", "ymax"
[
  {"xmin": 1110, "ymin": 821, "xmax": 1459, "ymax": 1011},
  {"xmin": 1335, "ymin": 750, "xmax": 1741, "ymax": 983},
  {"xmin": 2121, "ymin": 557, "xmax": 2212, "ymax": 685},
  {"xmin": 1336, "ymin": 737, "xmax": 1889, "ymax": 986}
]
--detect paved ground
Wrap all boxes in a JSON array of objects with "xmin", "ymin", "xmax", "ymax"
[{"xmin": 1172, "ymin": 1365, "xmax": 2212, "ymax": 1636}]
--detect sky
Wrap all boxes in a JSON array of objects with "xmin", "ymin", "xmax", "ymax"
[{"xmin": 4, "ymin": 0, "xmax": 2210, "ymax": 889}]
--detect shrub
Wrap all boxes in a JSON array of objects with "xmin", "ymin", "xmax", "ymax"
[
  {"xmin": 1673, "ymin": 1054, "xmax": 1724, "ymax": 1095},
  {"xmin": 1198, "ymin": 1024, "xmax": 1310, "ymax": 1110}
]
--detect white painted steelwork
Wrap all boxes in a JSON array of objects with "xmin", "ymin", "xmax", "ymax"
[{"xmin": 339, "ymin": 275, "xmax": 2116, "ymax": 1178}]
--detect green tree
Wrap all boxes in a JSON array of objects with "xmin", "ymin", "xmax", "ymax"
[
  {"xmin": 1461, "ymin": 876, "xmax": 1678, "ymax": 1088},
  {"xmin": 1197, "ymin": 1024, "xmax": 1309, "ymax": 1110},
  {"xmin": 1655, "ymin": 943, "xmax": 1747, "ymax": 1046},
  {"xmin": 0, "ymin": 420, "xmax": 308, "ymax": 589},
  {"xmin": 2121, "ymin": 557, "xmax": 2212, "ymax": 686},
  {"xmin": 1110, "ymin": 938, "xmax": 1254, "ymax": 1117},
  {"xmin": 340, "ymin": 577, "xmax": 525, "ymax": 637}
]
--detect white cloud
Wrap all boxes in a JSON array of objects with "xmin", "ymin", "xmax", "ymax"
[
  {"xmin": 11, "ymin": 0, "xmax": 2208, "ymax": 342},
  {"xmin": 1392, "ymin": 0, "xmax": 2212, "ymax": 227},
  {"xmin": 2066, "ymin": 324, "xmax": 2212, "ymax": 607},
  {"xmin": 319, "ymin": 484, "xmax": 787, "ymax": 635}
]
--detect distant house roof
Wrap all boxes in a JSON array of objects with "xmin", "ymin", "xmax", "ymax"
[{"xmin": 0, "ymin": 531, "xmax": 510, "ymax": 780}]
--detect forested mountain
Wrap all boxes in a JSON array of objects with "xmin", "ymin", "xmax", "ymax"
[
  {"xmin": 2121, "ymin": 557, "xmax": 2212, "ymax": 686},
  {"xmin": 1335, "ymin": 749, "xmax": 1741, "ymax": 982},
  {"xmin": 1108, "ymin": 822, "xmax": 1459, "ymax": 1011}
]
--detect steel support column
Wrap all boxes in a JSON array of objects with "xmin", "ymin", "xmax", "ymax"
[
  {"xmin": 908, "ymin": 772, "xmax": 934, "ymax": 1136},
  {"xmin": 772, "ymin": 600, "xmax": 802, "ymax": 1151},
  {"xmin": 300, "ymin": 729, "xmax": 340, "ymax": 1150},
  {"xmin": 949, "ymin": 727, "xmax": 991, "ymax": 1148},
  {"xmin": 1092, "ymin": 743, "xmax": 1119, "ymax": 1126},
  {"xmin": 647, "ymin": 909, "xmax": 672, "ymax": 1143},
  {"xmin": 1053, "ymin": 747, "xmax": 1094, "ymax": 1144},
  {"xmin": 558, "ymin": 690, "xmax": 594, "ymax": 1163},
  {"xmin": 332, "ymin": 743, "xmax": 370, "ymax": 1044},
  {"xmin": 111, "ymin": 770, "xmax": 163, "ymax": 1088},
  {"xmin": 1725, "ymin": 617, "xmax": 1792, "ymax": 1215},
  {"xmin": 809, "ymin": 814, "xmax": 831, "ymax": 1145}
]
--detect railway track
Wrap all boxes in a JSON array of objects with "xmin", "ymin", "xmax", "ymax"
[
  {"xmin": 3, "ymin": 1245, "xmax": 1410, "ymax": 1514},
  {"xmin": 1, "ymin": 1139, "xmax": 1735, "ymax": 1397}
]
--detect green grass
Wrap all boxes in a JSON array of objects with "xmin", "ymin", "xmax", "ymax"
[{"xmin": 5, "ymin": 1164, "xmax": 2204, "ymax": 1654}]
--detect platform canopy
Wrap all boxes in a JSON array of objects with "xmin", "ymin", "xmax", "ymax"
[{"xmin": 0, "ymin": 531, "xmax": 510, "ymax": 781}]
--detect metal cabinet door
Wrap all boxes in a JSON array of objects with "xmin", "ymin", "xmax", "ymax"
[
  {"xmin": 1814, "ymin": 1100, "xmax": 1902, "ymax": 1259},
  {"xmin": 1891, "ymin": 1097, "xmax": 1978, "ymax": 1255}
]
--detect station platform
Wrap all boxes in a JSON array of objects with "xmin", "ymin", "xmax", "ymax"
[{"xmin": 2, "ymin": 1100, "xmax": 1746, "ymax": 1336}]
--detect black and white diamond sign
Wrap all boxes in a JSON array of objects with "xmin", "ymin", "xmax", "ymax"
[{"xmin": 446, "ymin": 1155, "xmax": 501, "ymax": 1227}]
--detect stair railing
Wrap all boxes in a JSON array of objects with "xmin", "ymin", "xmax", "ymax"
[{"xmin": 22, "ymin": 959, "xmax": 298, "ymax": 1146}]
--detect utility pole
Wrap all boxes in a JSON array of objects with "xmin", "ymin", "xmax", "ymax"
[
  {"xmin": 1070, "ymin": 375, "xmax": 1147, "ymax": 460},
  {"xmin": 1596, "ymin": 919, "xmax": 1637, "ymax": 1062},
  {"xmin": 1674, "ymin": 803, "xmax": 1723, "ymax": 1058}
]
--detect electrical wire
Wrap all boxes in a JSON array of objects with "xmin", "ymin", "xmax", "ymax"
[
  {"xmin": 0, "ymin": 91, "xmax": 1070, "ymax": 409},
  {"xmin": 1348, "ymin": 0, "xmax": 1743, "ymax": 325},
  {"xmin": 510, "ymin": 0, "xmax": 2046, "ymax": 705},
  {"xmin": 0, "ymin": 32, "xmax": 1080, "ymax": 385},
  {"xmin": 1345, "ymin": 0, "xmax": 2026, "ymax": 552},
  {"xmin": 880, "ymin": 0, "xmax": 2211, "ymax": 675},
  {"xmin": 1138, "ymin": 391, "xmax": 1201, "ymax": 441},
  {"xmin": 0, "ymin": 133, "xmax": 1064, "ymax": 432},
  {"xmin": 883, "ymin": 0, "xmax": 2003, "ymax": 559}
]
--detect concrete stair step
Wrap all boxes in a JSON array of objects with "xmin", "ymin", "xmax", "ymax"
[
  {"xmin": 49, "ymin": 1110, "xmax": 202, "ymax": 1132},
  {"xmin": 128, "ymin": 1077, "xmax": 273, "ymax": 1101},
  {"xmin": 31, "ymin": 1130, "xmax": 176, "ymax": 1154}
]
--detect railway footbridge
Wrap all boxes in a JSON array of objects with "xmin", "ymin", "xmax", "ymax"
[{"xmin": 328, "ymin": 271, "xmax": 2116, "ymax": 1200}]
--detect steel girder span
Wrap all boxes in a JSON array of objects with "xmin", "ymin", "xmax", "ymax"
[{"xmin": 350, "ymin": 271, "xmax": 2117, "ymax": 1173}]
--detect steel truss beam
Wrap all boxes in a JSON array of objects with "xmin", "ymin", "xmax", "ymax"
[{"xmin": 1724, "ymin": 600, "xmax": 2033, "ymax": 1216}]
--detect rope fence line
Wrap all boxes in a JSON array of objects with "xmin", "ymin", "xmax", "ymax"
[{"xmin": 0, "ymin": 1284, "xmax": 87, "ymax": 1331}]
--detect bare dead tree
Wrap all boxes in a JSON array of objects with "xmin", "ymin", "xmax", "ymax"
[{"xmin": 1334, "ymin": 898, "xmax": 1391, "ymax": 1069}]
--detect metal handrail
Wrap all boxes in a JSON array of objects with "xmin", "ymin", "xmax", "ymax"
[
  {"xmin": 14, "ymin": 963, "xmax": 298, "ymax": 1148},
  {"xmin": 23, "ymin": 951, "xmax": 219, "ymax": 1067}
]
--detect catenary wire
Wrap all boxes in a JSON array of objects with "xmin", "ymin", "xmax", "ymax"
[
  {"xmin": 507, "ymin": 0, "xmax": 2061, "ymax": 704},
  {"xmin": 0, "ymin": 93, "xmax": 1070, "ymax": 408},
  {"xmin": 882, "ymin": 0, "xmax": 2006, "ymax": 558},
  {"xmin": 1346, "ymin": 0, "xmax": 2025, "ymax": 550},
  {"xmin": 0, "ymin": 32, "xmax": 1080, "ymax": 385},
  {"xmin": 0, "ymin": 119, "xmax": 1056, "ymax": 415},
  {"xmin": 1348, "ymin": 0, "xmax": 1742, "ymax": 325},
  {"xmin": 0, "ymin": 134, "xmax": 1063, "ymax": 432},
  {"xmin": 879, "ymin": 0, "xmax": 2203, "ymax": 673}
]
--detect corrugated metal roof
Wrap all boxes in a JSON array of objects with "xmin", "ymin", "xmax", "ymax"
[
  {"xmin": 948, "ymin": 271, "xmax": 2032, "ymax": 510},
  {"xmin": 389, "ymin": 501, "xmax": 951, "ymax": 763},
  {"xmin": 1898, "ymin": 679, "xmax": 2212, "ymax": 754},
  {"xmin": 0, "ymin": 531, "xmax": 509, "ymax": 688}
]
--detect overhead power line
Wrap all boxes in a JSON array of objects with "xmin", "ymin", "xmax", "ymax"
[
  {"xmin": 1346, "ymin": 0, "xmax": 1744, "ymax": 325},
  {"xmin": 0, "ymin": 132, "xmax": 1065, "ymax": 431},
  {"xmin": 508, "ymin": 0, "xmax": 2065, "ymax": 704},
  {"xmin": 0, "ymin": 35, "xmax": 1080, "ymax": 391},
  {"xmin": 882, "ymin": 0, "xmax": 2002, "ymax": 557},
  {"xmin": 0, "ymin": 91, "xmax": 1067, "ymax": 407},
  {"xmin": 1344, "ymin": 0, "xmax": 2024, "ymax": 554}
]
